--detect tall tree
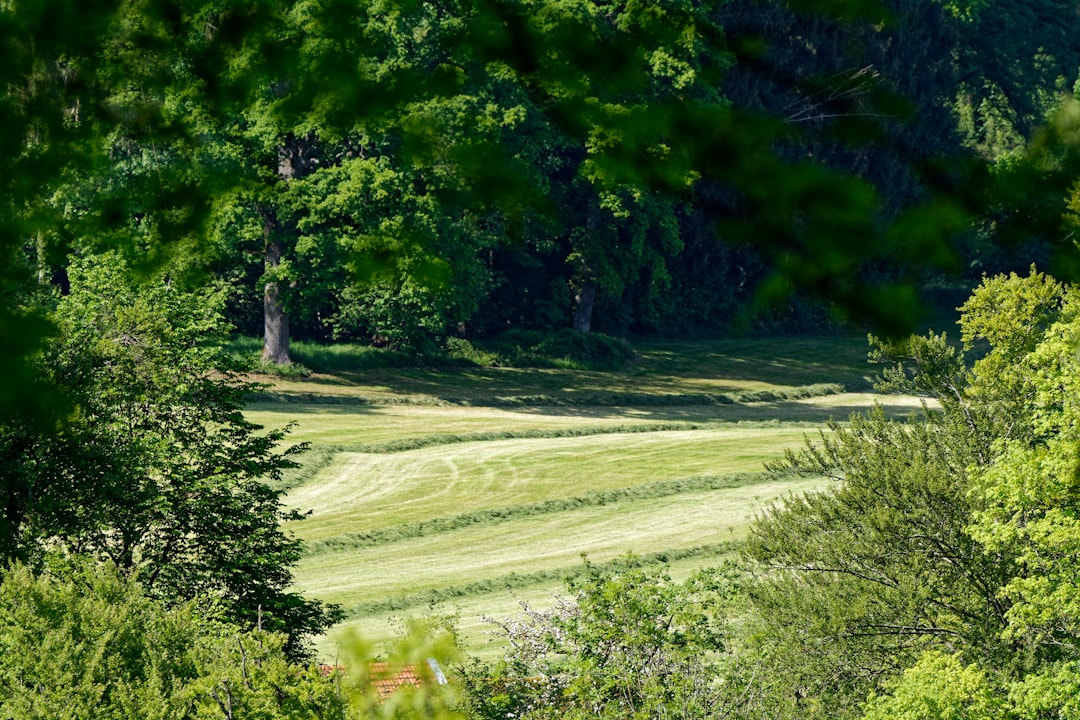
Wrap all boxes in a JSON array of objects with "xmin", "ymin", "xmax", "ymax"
[
  {"xmin": 730, "ymin": 269, "xmax": 1079, "ymax": 718},
  {"xmin": 474, "ymin": 0, "xmax": 727, "ymax": 334},
  {"xmin": 1, "ymin": 255, "xmax": 338, "ymax": 657}
]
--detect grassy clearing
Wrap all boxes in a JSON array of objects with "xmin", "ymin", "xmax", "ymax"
[
  {"xmin": 244, "ymin": 333, "xmax": 877, "ymax": 406},
  {"xmin": 283, "ymin": 428, "xmax": 814, "ymax": 540},
  {"xmin": 290, "ymin": 475, "xmax": 821, "ymax": 609},
  {"xmin": 241, "ymin": 334, "xmax": 926, "ymax": 660}
]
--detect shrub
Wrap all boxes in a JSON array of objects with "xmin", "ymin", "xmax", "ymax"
[{"xmin": 485, "ymin": 328, "xmax": 636, "ymax": 370}]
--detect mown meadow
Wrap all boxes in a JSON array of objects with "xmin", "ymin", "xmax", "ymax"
[{"xmin": 245, "ymin": 333, "xmax": 932, "ymax": 660}]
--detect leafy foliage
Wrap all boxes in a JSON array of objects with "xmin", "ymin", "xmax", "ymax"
[
  {"xmin": 0, "ymin": 559, "xmax": 342, "ymax": 720},
  {"xmin": 731, "ymin": 269, "xmax": 1080, "ymax": 719},
  {"xmin": 0, "ymin": 255, "xmax": 338, "ymax": 657},
  {"xmin": 861, "ymin": 651, "xmax": 1002, "ymax": 720},
  {"xmin": 482, "ymin": 328, "xmax": 636, "ymax": 370},
  {"xmin": 465, "ymin": 558, "xmax": 734, "ymax": 719}
]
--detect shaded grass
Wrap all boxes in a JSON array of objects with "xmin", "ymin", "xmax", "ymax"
[
  {"xmin": 227, "ymin": 336, "xmax": 421, "ymax": 373},
  {"xmin": 303, "ymin": 471, "xmax": 771, "ymax": 554},
  {"xmin": 244, "ymin": 334, "xmax": 875, "ymax": 408},
  {"xmin": 234, "ymin": 333, "xmax": 877, "ymax": 390},
  {"xmin": 252, "ymin": 382, "xmax": 846, "ymax": 408}
]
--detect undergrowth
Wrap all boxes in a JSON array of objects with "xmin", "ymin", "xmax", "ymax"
[{"xmin": 226, "ymin": 329, "xmax": 637, "ymax": 373}]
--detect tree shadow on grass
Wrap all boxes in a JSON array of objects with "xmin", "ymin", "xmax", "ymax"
[{"xmin": 500, "ymin": 394, "xmax": 933, "ymax": 424}]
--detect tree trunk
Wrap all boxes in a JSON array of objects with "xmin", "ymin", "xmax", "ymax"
[
  {"xmin": 260, "ymin": 133, "xmax": 317, "ymax": 366},
  {"xmin": 571, "ymin": 195, "xmax": 602, "ymax": 334},
  {"xmin": 262, "ymin": 238, "xmax": 291, "ymax": 365},
  {"xmin": 573, "ymin": 281, "xmax": 597, "ymax": 333}
]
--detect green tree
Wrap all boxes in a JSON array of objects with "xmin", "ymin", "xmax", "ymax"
[
  {"xmin": 729, "ymin": 269, "xmax": 1080, "ymax": 719},
  {"xmin": 0, "ymin": 255, "xmax": 338, "ymax": 657},
  {"xmin": 0, "ymin": 559, "xmax": 343, "ymax": 720},
  {"xmin": 860, "ymin": 651, "xmax": 1002, "ymax": 720},
  {"xmin": 466, "ymin": 559, "xmax": 732, "ymax": 719},
  {"xmin": 185, "ymin": 0, "xmax": 542, "ymax": 358},
  {"xmin": 736, "ymin": 406, "xmax": 1011, "ymax": 719}
]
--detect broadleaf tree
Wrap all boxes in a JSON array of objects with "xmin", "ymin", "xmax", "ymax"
[
  {"xmin": 728, "ymin": 269, "xmax": 1080, "ymax": 719},
  {"xmin": 0, "ymin": 254, "xmax": 339, "ymax": 658}
]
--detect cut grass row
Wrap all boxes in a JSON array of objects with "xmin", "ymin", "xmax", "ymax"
[
  {"xmin": 276, "ymin": 423, "xmax": 804, "ymax": 491},
  {"xmin": 247, "ymin": 393, "xmax": 929, "ymax": 450},
  {"xmin": 289, "ymin": 474, "xmax": 825, "ymax": 608},
  {"xmin": 341, "ymin": 542, "xmax": 738, "ymax": 617},
  {"xmin": 302, "ymin": 471, "xmax": 776, "ymax": 554},
  {"xmin": 283, "ymin": 428, "xmax": 815, "ymax": 539},
  {"xmin": 317, "ymin": 551, "xmax": 735, "ymax": 662}
]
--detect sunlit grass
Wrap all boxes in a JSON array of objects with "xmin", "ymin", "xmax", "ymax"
[
  {"xmin": 313, "ymin": 551, "xmax": 743, "ymax": 663},
  {"xmin": 241, "ymin": 334, "xmax": 927, "ymax": 661},
  {"xmin": 290, "ymin": 475, "xmax": 822, "ymax": 609},
  {"xmin": 283, "ymin": 428, "xmax": 814, "ymax": 539}
]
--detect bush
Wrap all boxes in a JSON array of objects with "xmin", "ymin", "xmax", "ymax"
[
  {"xmin": 0, "ymin": 560, "xmax": 342, "ymax": 719},
  {"xmin": 443, "ymin": 337, "xmax": 500, "ymax": 366},
  {"xmin": 485, "ymin": 328, "xmax": 636, "ymax": 370}
]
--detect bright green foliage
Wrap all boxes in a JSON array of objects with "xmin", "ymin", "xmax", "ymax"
[
  {"xmin": 870, "ymin": 268, "xmax": 1071, "ymax": 459},
  {"xmin": 965, "ymin": 281, "xmax": 1080, "ymax": 654},
  {"xmin": 861, "ymin": 651, "xmax": 1001, "ymax": 720},
  {"xmin": 735, "ymin": 269, "xmax": 1080, "ymax": 719},
  {"xmin": 1008, "ymin": 662, "xmax": 1080, "ymax": 719},
  {"xmin": 286, "ymin": 153, "xmax": 494, "ymax": 351},
  {"xmin": 0, "ymin": 560, "xmax": 342, "ymax": 720},
  {"xmin": 331, "ymin": 621, "xmax": 465, "ymax": 720},
  {"xmin": 0, "ymin": 255, "xmax": 338, "ymax": 657},
  {"xmin": 463, "ymin": 559, "xmax": 732, "ymax": 719},
  {"xmin": 0, "ymin": 558, "xmax": 474, "ymax": 719}
]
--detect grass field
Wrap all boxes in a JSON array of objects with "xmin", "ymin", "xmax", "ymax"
[{"xmin": 245, "ymin": 333, "xmax": 933, "ymax": 661}]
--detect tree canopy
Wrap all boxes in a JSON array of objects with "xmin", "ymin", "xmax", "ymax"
[{"xmin": 4, "ymin": 0, "xmax": 1080, "ymax": 714}]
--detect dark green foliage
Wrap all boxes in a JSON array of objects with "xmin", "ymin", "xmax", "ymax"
[
  {"xmin": 482, "ymin": 329, "xmax": 636, "ymax": 370},
  {"xmin": 0, "ymin": 256, "xmax": 339, "ymax": 658},
  {"xmin": 952, "ymin": 0, "xmax": 1080, "ymax": 160},
  {"xmin": 5, "ymin": 0, "xmax": 1080, "ymax": 421},
  {"xmin": 226, "ymin": 336, "xmax": 420, "ymax": 373}
]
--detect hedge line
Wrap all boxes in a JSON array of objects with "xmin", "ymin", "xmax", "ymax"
[{"xmin": 254, "ymin": 382, "xmax": 845, "ymax": 408}]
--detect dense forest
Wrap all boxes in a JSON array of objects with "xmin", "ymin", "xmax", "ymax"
[{"xmin": 4, "ymin": 0, "xmax": 1080, "ymax": 717}]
